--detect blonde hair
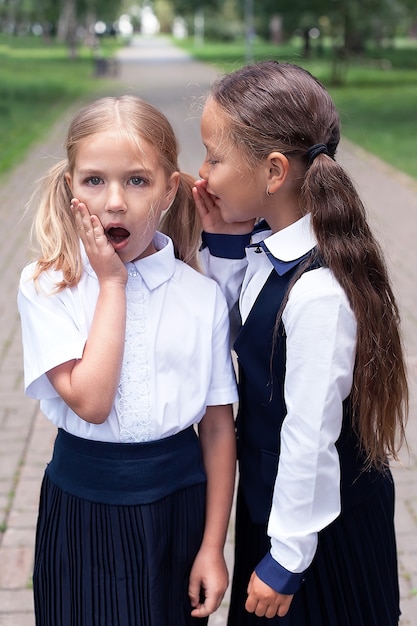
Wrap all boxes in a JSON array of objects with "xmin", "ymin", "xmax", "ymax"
[
  {"xmin": 211, "ymin": 61, "xmax": 408, "ymax": 469},
  {"xmin": 30, "ymin": 95, "xmax": 201, "ymax": 289}
]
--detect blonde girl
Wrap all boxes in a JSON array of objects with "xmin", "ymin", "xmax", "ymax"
[{"xmin": 18, "ymin": 95, "xmax": 237, "ymax": 626}]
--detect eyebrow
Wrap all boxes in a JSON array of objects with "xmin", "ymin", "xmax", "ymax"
[
  {"xmin": 77, "ymin": 167, "xmax": 152, "ymax": 176},
  {"xmin": 203, "ymin": 142, "xmax": 217, "ymax": 153}
]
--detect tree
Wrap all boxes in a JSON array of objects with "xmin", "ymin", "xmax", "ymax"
[{"xmin": 55, "ymin": 0, "xmax": 123, "ymax": 54}]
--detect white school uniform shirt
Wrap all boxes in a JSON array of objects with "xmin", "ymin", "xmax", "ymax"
[
  {"xmin": 18, "ymin": 231, "xmax": 238, "ymax": 443},
  {"xmin": 200, "ymin": 213, "xmax": 357, "ymax": 577}
]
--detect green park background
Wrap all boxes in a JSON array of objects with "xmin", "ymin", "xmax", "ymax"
[{"xmin": 1, "ymin": 0, "xmax": 416, "ymax": 181}]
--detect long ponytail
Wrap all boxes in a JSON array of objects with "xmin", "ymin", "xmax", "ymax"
[{"xmin": 302, "ymin": 154, "xmax": 408, "ymax": 468}]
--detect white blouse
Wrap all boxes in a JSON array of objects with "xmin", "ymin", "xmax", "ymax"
[
  {"xmin": 18, "ymin": 232, "xmax": 238, "ymax": 443},
  {"xmin": 200, "ymin": 214, "xmax": 357, "ymax": 576}
]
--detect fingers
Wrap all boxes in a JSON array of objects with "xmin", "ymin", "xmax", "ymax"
[
  {"xmin": 192, "ymin": 183, "xmax": 226, "ymax": 235},
  {"xmin": 71, "ymin": 197, "xmax": 90, "ymax": 228},
  {"xmin": 245, "ymin": 594, "xmax": 283, "ymax": 618},
  {"xmin": 72, "ymin": 198, "xmax": 91, "ymax": 238},
  {"xmin": 245, "ymin": 572, "xmax": 293, "ymax": 618},
  {"xmin": 70, "ymin": 198, "xmax": 127, "ymax": 284},
  {"xmin": 71, "ymin": 198, "xmax": 109, "ymax": 254},
  {"xmin": 189, "ymin": 581, "xmax": 210, "ymax": 618},
  {"xmin": 193, "ymin": 181, "xmax": 255, "ymax": 236},
  {"xmin": 189, "ymin": 589, "xmax": 221, "ymax": 619},
  {"xmin": 188, "ymin": 561, "xmax": 226, "ymax": 619},
  {"xmin": 188, "ymin": 577, "xmax": 201, "ymax": 611},
  {"xmin": 71, "ymin": 198, "xmax": 103, "ymax": 240},
  {"xmin": 192, "ymin": 183, "xmax": 215, "ymax": 219},
  {"xmin": 189, "ymin": 578, "xmax": 214, "ymax": 618},
  {"xmin": 193, "ymin": 179, "xmax": 221, "ymax": 210},
  {"xmin": 193, "ymin": 178, "xmax": 207, "ymax": 195}
]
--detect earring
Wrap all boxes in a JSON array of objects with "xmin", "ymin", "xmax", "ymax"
[{"xmin": 266, "ymin": 187, "xmax": 273, "ymax": 197}]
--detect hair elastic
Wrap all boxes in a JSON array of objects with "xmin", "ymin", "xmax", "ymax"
[{"xmin": 306, "ymin": 143, "xmax": 329, "ymax": 165}]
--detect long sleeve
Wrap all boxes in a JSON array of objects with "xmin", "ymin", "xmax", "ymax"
[
  {"xmin": 258, "ymin": 267, "xmax": 357, "ymax": 590},
  {"xmin": 198, "ymin": 219, "xmax": 358, "ymax": 594}
]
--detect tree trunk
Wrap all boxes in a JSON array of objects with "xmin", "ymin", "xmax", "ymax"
[{"xmin": 57, "ymin": 0, "xmax": 77, "ymax": 58}]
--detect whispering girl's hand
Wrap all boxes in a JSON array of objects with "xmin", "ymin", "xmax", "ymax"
[
  {"xmin": 71, "ymin": 198, "xmax": 127, "ymax": 286},
  {"xmin": 193, "ymin": 179, "xmax": 255, "ymax": 236}
]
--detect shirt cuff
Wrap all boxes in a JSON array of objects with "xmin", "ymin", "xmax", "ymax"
[
  {"xmin": 201, "ymin": 231, "xmax": 251, "ymax": 259},
  {"xmin": 255, "ymin": 553, "xmax": 306, "ymax": 595}
]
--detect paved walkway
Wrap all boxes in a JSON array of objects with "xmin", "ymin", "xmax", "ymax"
[{"xmin": 0, "ymin": 36, "xmax": 416, "ymax": 626}]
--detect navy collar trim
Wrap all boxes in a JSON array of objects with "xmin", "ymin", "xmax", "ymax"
[{"xmin": 248, "ymin": 241, "xmax": 315, "ymax": 276}]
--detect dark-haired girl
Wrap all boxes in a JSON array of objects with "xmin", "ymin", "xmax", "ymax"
[{"xmin": 194, "ymin": 61, "xmax": 408, "ymax": 625}]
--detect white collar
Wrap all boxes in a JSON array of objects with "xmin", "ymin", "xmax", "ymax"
[
  {"xmin": 263, "ymin": 213, "xmax": 317, "ymax": 262},
  {"xmin": 82, "ymin": 231, "xmax": 176, "ymax": 290}
]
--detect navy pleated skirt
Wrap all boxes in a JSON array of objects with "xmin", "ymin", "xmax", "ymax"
[
  {"xmin": 228, "ymin": 473, "xmax": 400, "ymax": 626},
  {"xmin": 33, "ymin": 428, "xmax": 208, "ymax": 626}
]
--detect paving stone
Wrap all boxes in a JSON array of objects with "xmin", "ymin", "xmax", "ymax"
[
  {"xmin": 0, "ymin": 546, "xmax": 33, "ymax": 588},
  {"xmin": 0, "ymin": 589, "xmax": 34, "ymax": 612}
]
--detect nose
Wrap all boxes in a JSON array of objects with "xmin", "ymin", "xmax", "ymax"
[
  {"xmin": 105, "ymin": 183, "xmax": 127, "ymax": 213},
  {"xmin": 198, "ymin": 161, "xmax": 208, "ymax": 181}
]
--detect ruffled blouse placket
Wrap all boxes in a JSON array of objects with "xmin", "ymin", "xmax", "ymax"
[{"xmin": 116, "ymin": 263, "xmax": 153, "ymax": 442}]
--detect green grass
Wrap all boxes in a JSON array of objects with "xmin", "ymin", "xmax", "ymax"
[
  {"xmin": 331, "ymin": 80, "xmax": 416, "ymax": 178},
  {"xmin": 177, "ymin": 37, "xmax": 417, "ymax": 181},
  {"xmin": 1, "ymin": 34, "xmax": 417, "ymax": 182},
  {"xmin": 0, "ymin": 34, "xmax": 120, "ymax": 175}
]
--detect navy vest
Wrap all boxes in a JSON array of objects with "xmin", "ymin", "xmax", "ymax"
[{"xmin": 234, "ymin": 254, "xmax": 386, "ymax": 525}]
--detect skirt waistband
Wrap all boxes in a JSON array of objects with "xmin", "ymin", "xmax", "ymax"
[{"xmin": 46, "ymin": 427, "xmax": 206, "ymax": 505}]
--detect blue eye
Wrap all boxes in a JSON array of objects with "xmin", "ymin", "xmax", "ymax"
[
  {"xmin": 130, "ymin": 176, "xmax": 146, "ymax": 186},
  {"xmin": 87, "ymin": 176, "xmax": 102, "ymax": 186}
]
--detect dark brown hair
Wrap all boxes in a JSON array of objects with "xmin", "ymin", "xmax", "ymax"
[{"xmin": 211, "ymin": 61, "xmax": 408, "ymax": 468}]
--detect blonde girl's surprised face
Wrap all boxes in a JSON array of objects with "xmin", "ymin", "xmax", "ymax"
[
  {"xmin": 199, "ymin": 99, "xmax": 268, "ymax": 225},
  {"xmin": 65, "ymin": 131, "xmax": 179, "ymax": 264}
]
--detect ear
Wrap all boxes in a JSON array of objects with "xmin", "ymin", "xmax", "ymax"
[
  {"xmin": 64, "ymin": 172, "xmax": 73, "ymax": 193},
  {"xmin": 165, "ymin": 171, "xmax": 180, "ymax": 208},
  {"xmin": 265, "ymin": 152, "xmax": 290, "ymax": 194}
]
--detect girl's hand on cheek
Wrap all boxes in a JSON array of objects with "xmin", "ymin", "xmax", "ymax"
[
  {"xmin": 71, "ymin": 198, "xmax": 127, "ymax": 286},
  {"xmin": 193, "ymin": 180, "xmax": 254, "ymax": 236}
]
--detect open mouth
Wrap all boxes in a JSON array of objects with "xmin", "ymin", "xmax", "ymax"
[{"xmin": 106, "ymin": 227, "xmax": 130, "ymax": 249}]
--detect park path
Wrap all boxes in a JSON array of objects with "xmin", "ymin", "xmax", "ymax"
[{"xmin": 0, "ymin": 35, "xmax": 416, "ymax": 625}]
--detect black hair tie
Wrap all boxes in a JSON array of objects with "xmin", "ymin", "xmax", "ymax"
[{"xmin": 306, "ymin": 143, "xmax": 329, "ymax": 165}]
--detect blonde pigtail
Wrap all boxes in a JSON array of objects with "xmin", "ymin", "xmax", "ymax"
[
  {"xmin": 159, "ymin": 172, "xmax": 202, "ymax": 272},
  {"xmin": 31, "ymin": 160, "xmax": 82, "ymax": 290}
]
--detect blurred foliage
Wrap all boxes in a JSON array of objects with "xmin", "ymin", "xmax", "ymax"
[{"xmin": 176, "ymin": 36, "xmax": 417, "ymax": 180}]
